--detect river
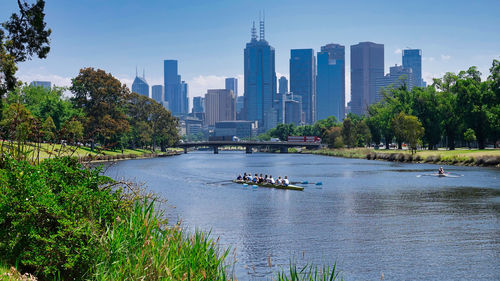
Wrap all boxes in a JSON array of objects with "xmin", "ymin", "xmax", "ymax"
[{"xmin": 105, "ymin": 151, "xmax": 500, "ymax": 280}]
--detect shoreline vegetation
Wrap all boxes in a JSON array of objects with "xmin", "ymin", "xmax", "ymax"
[{"xmin": 302, "ymin": 148, "xmax": 500, "ymax": 167}]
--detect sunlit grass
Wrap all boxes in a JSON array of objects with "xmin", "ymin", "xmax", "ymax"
[
  {"xmin": 92, "ymin": 200, "xmax": 231, "ymax": 281},
  {"xmin": 275, "ymin": 262, "xmax": 343, "ymax": 281}
]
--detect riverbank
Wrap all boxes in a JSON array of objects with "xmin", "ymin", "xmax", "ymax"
[{"xmin": 303, "ymin": 148, "xmax": 500, "ymax": 167}]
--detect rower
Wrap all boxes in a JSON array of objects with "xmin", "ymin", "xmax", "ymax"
[
  {"xmin": 258, "ymin": 174, "xmax": 264, "ymax": 183},
  {"xmin": 237, "ymin": 174, "xmax": 242, "ymax": 180},
  {"xmin": 252, "ymin": 173, "xmax": 258, "ymax": 183},
  {"xmin": 269, "ymin": 175, "xmax": 275, "ymax": 184},
  {"xmin": 438, "ymin": 167, "xmax": 445, "ymax": 175},
  {"xmin": 283, "ymin": 176, "xmax": 289, "ymax": 186},
  {"xmin": 276, "ymin": 176, "xmax": 282, "ymax": 185}
]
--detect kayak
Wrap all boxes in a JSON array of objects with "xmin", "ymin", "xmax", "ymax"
[{"xmin": 232, "ymin": 180, "xmax": 304, "ymax": 191}]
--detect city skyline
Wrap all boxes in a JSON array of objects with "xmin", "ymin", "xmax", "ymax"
[{"xmin": 1, "ymin": 0, "xmax": 498, "ymax": 107}]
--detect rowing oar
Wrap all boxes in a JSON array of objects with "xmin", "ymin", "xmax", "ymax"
[
  {"xmin": 291, "ymin": 181, "xmax": 323, "ymax": 186},
  {"xmin": 207, "ymin": 180, "xmax": 232, "ymax": 184}
]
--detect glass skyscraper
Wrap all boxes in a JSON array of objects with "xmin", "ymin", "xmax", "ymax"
[
  {"xmin": 278, "ymin": 76, "xmax": 288, "ymax": 94},
  {"xmin": 402, "ymin": 49, "xmax": 424, "ymax": 87},
  {"xmin": 192, "ymin": 96, "xmax": 205, "ymax": 113},
  {"xmin": 164, "ymin": 60, "xmax": 188, "ymax": 116},
  {"xmin": 132, "ymin": 71, "xmax": 149, "ymax": 97},
  {"xmin": 376, "ymin": 65, "xmax": 415, "ymax": 98},
  {"xmin": 225, "ymin": 78, "xmax": 238, "ymax": 96},
  {"xmin": 350, "ymin": 42, "xmax": 384, "ymax": 116},
  {"xmin": 316, "ymin": 43, "xmax": 345, "ymax": 121},
  {"xmin": 290, "ymin": 49, "xmax": 316, "ymax": 124},
  {"xmin": 243, "ymin": 20, "xmax": 277, "ymax": 131},
  {"xmin": 151, "ymin": 85, "xmax": 163, "ymax": 103}
]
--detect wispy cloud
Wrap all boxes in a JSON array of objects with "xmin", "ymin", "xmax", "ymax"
[
  {"xmin": 394, "ymin": 48, "xmax": 402, "ymax": 54},
  {"xmin": 423, "ymin": 57, "xmax": 435, "ymax": 62},
  {"xmin": 441, "ymin": 54, "xmax": 451, "ymax": 61}
]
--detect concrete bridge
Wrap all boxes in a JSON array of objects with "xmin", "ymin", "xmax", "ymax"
[{"xmin": 175, "ymin": 140, "xmax": 322, "ymax": 154}]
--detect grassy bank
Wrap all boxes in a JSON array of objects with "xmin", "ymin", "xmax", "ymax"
[{"xmin": 306, "ymin": 148, "xmax": 500, "ymax": 167}]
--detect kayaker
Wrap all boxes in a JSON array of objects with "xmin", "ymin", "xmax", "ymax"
[{"xmin": 438, "ymin": 167, "xmax": 445, "ymax": 175}]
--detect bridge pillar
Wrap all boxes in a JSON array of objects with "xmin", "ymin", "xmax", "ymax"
[
  {"xmin": 213, "ymin": 146, "xmax": 219, "ymax": 154},
  {"xmin": 245, "ymin": 146, "xmax": 252, "ymax": 154},
  {"xmin": 183, "ymin": 147, "xmax": 188, "ymax": 154},
  {"xmin": 280, "ymin": 146, "xmax": 288, "ymax": 153}
]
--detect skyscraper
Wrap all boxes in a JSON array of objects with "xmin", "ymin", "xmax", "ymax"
[
  {"xmin": 164, "ymin": 60, "xmax": 188, "ymax": 116},
  {"xmin": 243, "ymin": 19, "xmax": 277, "ymax": 131},
  {"xmin": 151, "ymin": 85, "xmax": 163, "ymax": 103},
  {"xmin": 132, "ymin": 69, "xmax": 149, "ymax": 97},
  {"xmin": 350, "ymin": 42, "xmax": 384, "ymax": 115},
  {"xmin": 30, "ymin": 81, "xmax": 51, "ymax": 89},
  {"xmin": 402, "ymin": 49, "xmax": 424, "ymax": 87},
  {"xmin": 376, "ymin": 65, "xmax": 415, "ymax": 98},
  {"xmin": 205, "ymin": 89, "xmax": 236, "ymax": 126},
  {"xmin": 192, "ymin": 96, "xmax": 205, "ymax": 113},
  {"xmin": 181, "ymin": 81, "xmax": 189, "ymax": 114},
  {"xmin": 225, "ymin": 78, "xmax": 238, "ymax": 96},
  {"xmin": 290, "ymin": 49, "xmax": 316, "ymax": 124},
  {"xmin": 278, "ymin": 76, "xmax": 288, "ymax": 94},
  {"xmin": 316, "ymin": 43, "xmax": 345, "ymax": 121}
]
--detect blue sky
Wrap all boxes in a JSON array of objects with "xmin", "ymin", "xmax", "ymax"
[{"xmin": 1, "ymin": 0, "xmax": 499, "ymax": 104}]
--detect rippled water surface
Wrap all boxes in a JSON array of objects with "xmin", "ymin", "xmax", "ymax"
[{"xmin": 106, "ymin": 152, "xmax": 500, "ymax": 280}]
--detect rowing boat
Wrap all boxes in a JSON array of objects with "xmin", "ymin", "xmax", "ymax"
[{"xmin": 232, "ymin": 180, "xmax": 304, "ymax": 191}]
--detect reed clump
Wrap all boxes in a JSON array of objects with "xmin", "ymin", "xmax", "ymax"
[{"xmin": 276, "ymin": 262, "xmax": 343, "ymax": 281}]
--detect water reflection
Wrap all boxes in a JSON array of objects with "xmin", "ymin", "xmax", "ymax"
[{"xmin": 106, "ymin": 152, "xmax": 500, "ymax": 281}]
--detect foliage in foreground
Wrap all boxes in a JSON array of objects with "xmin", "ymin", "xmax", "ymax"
[
  {"xmin": 0, "ymin": 156, "xmax": 126, "ymax": 280},
  {"xmin": 92, "ymin": 201, "xmax": 231, "ymax": 281}
]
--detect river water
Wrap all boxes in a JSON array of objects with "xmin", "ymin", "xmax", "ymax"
[{"xmin": 105, "ymin": 151, "xmax": 500, "ymax": 280}]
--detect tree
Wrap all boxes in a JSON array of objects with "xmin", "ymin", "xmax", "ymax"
[
  {"xmin": 326, "ymin": 126, "xmax": 343, "ymax": 148},
  {"xmin": 464, "ymin": 128, "xmax": 476, "ymax": 149},
  {"xmin": 391, "ymin": 112, "xmax": 406, "ymax": 149},
  {"xmin": 355, "ymin": 120, "xmax": 371, "ymax": 147},
  {"xmin": 487, "ymin": 59, "xmax": 500, "ymax": 147},
  {"xmin": 434, "ymin": 73, "xmax": 462, "ymax": 150},
  {"xmin": 41, "ymin": 115, "xmax": 55, "ymax": 142},
  {"xmin": 403, "ymin": 115, "xmax": 425, "ymax": 154},
  {"xmin": 341, "ymin": 117, "xmax": 356, "ymax": 148},
  {"xmin": 269, "ymin": 123, "xmax": 296, "ymax": 141},
  {"xmin": 70, "ymin": 68, "xmax": 130, "ymax": 150},
  {"xmin": 61, "ymin": 118, "xmax": 83, "ymax": 145},
  {"xmin": 314, "ymin": 116, "xmax": 340, "ymax": 140},
  {"xmin": 0, "ymin": 103, "xmax": 36, "ymax": 161},
  {"xmin": 0, "ymin": 0, "xmax": 51, "ymax": 120},
  {"xmin": 411, "ymin": 86, "xmax": 441, "ymax": 149}
]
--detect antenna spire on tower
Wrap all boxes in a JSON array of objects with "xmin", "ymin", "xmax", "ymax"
[
  {"xmin": 135, "ymin": 66, "xmax": 138, "ymax": 77},
  {"xmin": 259, "ymin": 10, "xmax": 265, "ymax": 41},
  {"xmin": 251, "ymin": 21, "xmax": 257, "ymax": 41}
]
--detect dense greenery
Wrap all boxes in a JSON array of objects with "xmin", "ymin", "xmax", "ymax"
[
  {"xmin": 0, "ymin": 156, "xmax": 126, "ymax": 280},
  {"xmin": 262, "ymin": 60, "xmax": 499, "ymax": 151}
]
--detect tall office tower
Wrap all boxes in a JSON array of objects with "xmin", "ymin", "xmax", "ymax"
[
  {"xmin": 350, "ymin": 42, "xmax": 384, "ymax": 115},
  {"xmin": 376, "ymin": 65, "xmax": 415, "ymax": 98},
  {"xmin": 30, "ymin": 81, "xmax": 51, "ymax": 89},
  {"xmin": 132, "ymin": 69, "xmax": 149, "ymax": 97},
  {"xmin": 181, "ymin": 81, "xmax": 189, "ymax": 114},
  {"xmin": 284, "ymin": 93, "xmax": 303, "ymax": 125},
  {"xmin": 402, "ymin": 49, "xmax": 424, "ymax": 87},
  {"xmin": 278, "ymin": 76, "xmax": 288, "ymax": 94},
  {"xmin": 151, "ymin": 85, "xmax": 163, "ymax": 103},
  {"xmin": 164, "ymin": 60, "xmax": 185, "ymax": 116},
  {"xmin": 290, "ymin": 49, "xmax": 316, "ymax": 124},
  {"xmin": 316, "ymin": 43, "xmax": 345, "ymax": 121},
  {"xmin": 225, "ymin": 78, "xmax": 238, "ymax": 96},
  {"xmin": 243, "ymin": 19, "xmax": 277, "ymax": 131},
  {"xmin": 205, "ymin": 89, "xmax": 236, "ymax": 126},
  {"xmin": 236, "ymin": 96, "xmax": 244, "ymax": 116},
  {"xmin": 192, "ymin": 96, "xmax": 205, "ymax": 113}
]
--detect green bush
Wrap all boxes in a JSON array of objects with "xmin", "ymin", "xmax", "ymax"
[{"xmin": 0, "ymin": 156, "xmax": 126, "ymax": 280}]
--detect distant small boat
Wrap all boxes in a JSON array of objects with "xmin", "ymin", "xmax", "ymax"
[{"xmin": 232, "ymin": 180, "xmax": 304, "ymax": 191}]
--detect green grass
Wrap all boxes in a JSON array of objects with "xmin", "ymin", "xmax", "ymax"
[
  {"xmin": 306, "ymin": 147, "xmax": 500, "ymax": 166},
  {"xmin": 276, "ymin": 263, "xmax": 343, "ymax": 281},
  {"xmin": 92, "ymin": 200, "xmax": 231, "ymax": 281}
]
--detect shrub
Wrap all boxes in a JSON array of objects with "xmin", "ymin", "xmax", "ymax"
[{"xmin": 0, "ymin": 156, "xmax": 127, "ymax": 280}]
